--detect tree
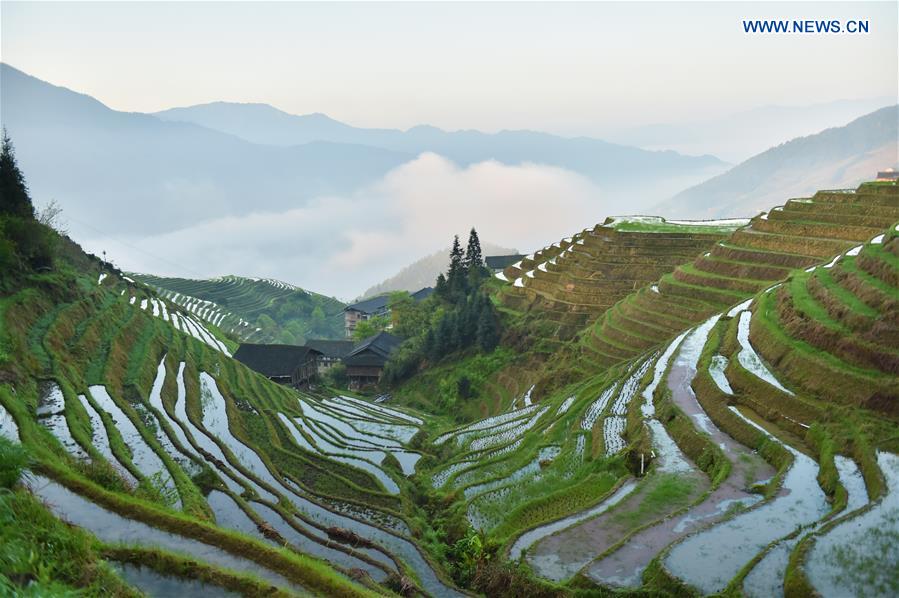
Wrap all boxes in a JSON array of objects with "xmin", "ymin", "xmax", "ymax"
[
  {"xmin": 476, "ymin": 303, "xmax": 500, "ymax": 352},
  {"xmin": 447, "ymin": 235, "xmax": 467, "ymax": 296},
  {"xmin": 435, "ymin": 272, "xmax": 449, "ymax": 298},
  {"xmin": 0, "ymin": 131, "xmax": 34, "ymax": 218},
  {"xmin": 353, "ymin": 315, "xmax": 388, "ymax": 341},
  {"xmin": 463, "ymin": 227, "xmax": 483, "ymax": 271}
]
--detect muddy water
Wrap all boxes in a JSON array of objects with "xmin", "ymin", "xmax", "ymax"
[
  {"xmin": 0, "ymin": 402, "xmax": 19, "ymax": 442},
  {"xmin": 78, "ymin": 394, "xmax": 139, "ymax": 487},
  {"xmin": 743, "ymin": 456, "xmax": 869, "ymax": 598},
  {"xmin": 665, "ymin": 408, "xmax": 829, "ymax": 594},
  {"xmin": 251, "ymin": 501, "xmax": 391, "ymax": 582},
  {"xmin": 509, "ymin": 480, "xmax": 638, "ymax": 561},
  {"xmin": 806, "ymin": 452, "xmax": 898, "ymax": 598},
  {"xmin": 528, "ymin": 322, "xmax": 714, "ymax": 585},
  {"xmin": 110, "ymin": 562, "xmax": 239, "ymax": 598},
  {"xmin": 586, "ymin": 317, "xmax": 774, "ymax": 588},
  {"xmin": 27, "ymin": 475, "xmax": 306, "ymax": 594}
]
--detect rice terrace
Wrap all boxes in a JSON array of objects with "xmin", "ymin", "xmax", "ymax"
[{"xmin": 1, "ymin": 1, "xmax": 898, "ymax": 597}]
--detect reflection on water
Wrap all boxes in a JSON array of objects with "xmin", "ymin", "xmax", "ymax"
[
  {"xmin": 27, "ymin": 474, "xmax": 305, "ymax": 594},
  {"xmin": 110, "ymin": 562, "xmax": 240, "ymax": 598}
]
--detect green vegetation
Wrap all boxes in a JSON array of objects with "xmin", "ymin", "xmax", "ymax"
[
  {"xmin": 133, "ymin": 273, "xmax": 346, "ymax": 344},
  {"xmin": 383, "ymin": 229, "xmax": 502, "ymax": 387}
]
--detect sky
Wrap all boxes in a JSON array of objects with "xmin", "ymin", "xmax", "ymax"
[
  {"xmin": 3, "ymin": 1, "xmax": 897, "ymax": 299},
  {"xmin": 3, "ymin": 1, "xmax": 897, "ymax": 136}
]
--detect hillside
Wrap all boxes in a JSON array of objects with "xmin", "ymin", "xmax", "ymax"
[
  {"xmin": 3, "ymin": 120, "xmax": 898, "ymax": 597},
  {"xmin": 361, "ymin": 242, "xmax": 518, "ymax": 299},
  {"xmin": 416, "ymin": 182, "xmax": 899, "ymax": 596},
  {"xmin": 656, "ymin": 106, "xmax": 899, "ymax": 219},
  {"xmin": 131, "ymin": 274, "xmax": 346, "ymax": 344},
  {"xmin": 0, "ymin": 211, "xmax": 464, "ymax": 595}
]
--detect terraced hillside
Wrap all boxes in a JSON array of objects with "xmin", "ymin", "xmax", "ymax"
[
  {"xmin": 497, "ymin": 217, "xmax": 745, "ymax": 348},
  {"xmin": 1, "ymin": 255, "xmax": 464, "ymax": 596},
  {"xmin": 424, "ymin": 215, "xmax": 899, "ymax": 596},
  {"xmin": 571, "ymin": 183, "xmax": 899, "ymax": 370},
  {"xmin": 133, "ymin": 274, "xmax": 346, "ymax": 344}
]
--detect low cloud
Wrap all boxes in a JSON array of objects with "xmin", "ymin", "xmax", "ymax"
[{"xmin": 84, "ymin": 153, "xmax": 606, "ymax": 299}]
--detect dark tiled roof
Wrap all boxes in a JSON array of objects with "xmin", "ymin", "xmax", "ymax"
[
  {"xmin": 485, "ymin": 254, "xmax": 526, "ymax": 269},
  {"xmin": 348, "ymin": 331, "xmax": 401, "ymax": 359},
  {"xmin": 410, "ymin": 287, "xmax": 434, "ymax": 301},
  {"xmin": 305, "ymin": 339, "xmax": 354, "ymax": 358},
  {"xmin": 233, "ymin": 344, "xmax": 321, "ymax": 378},
  {"xmin": 345, "ymin": 294, "xmax": 391, "ymax": 315},
  {"xmin": 344, "ymin": 352, "xmax": 390, "ymax": 368}
]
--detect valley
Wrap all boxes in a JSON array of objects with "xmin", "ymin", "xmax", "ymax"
[{"xmin": 2, "ymin": 171, "xmax": 897, "ymax": 596}]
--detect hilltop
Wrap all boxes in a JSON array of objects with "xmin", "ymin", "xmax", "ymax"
[
  {"xmin": 131, "ymin": 273, "xmax": 346, "ymax": 344},
  {"xmin": 657, "ymin": 105, "xmax": 899, "ymax": 219}
]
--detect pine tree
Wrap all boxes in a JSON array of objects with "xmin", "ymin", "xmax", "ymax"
[
  {"xmin": 447, "ymin": 235, "xmax": 467, "ymax": 297},
  {"xmin": 0, "ymin": 131, "xmax": 34, "ymax": 218},
  {"xmin": 435, "ymin": 272, "xmax": 448, "ymax": 298},
  {"xmin": 463, "ymin": 228, "xmax": 483, "ymax": 271},
  {"xmin": 476, "ymin": 304, "xmax": 499, "ymax": 352}
]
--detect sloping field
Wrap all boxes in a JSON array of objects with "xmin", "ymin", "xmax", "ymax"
[
  {"xmin": 580, "ymin": 183, "xmax": 899, "ymax": 370},
  {"xmin": 422, "ymin": 199, "xmax": 898, "ymax": 596},
  {"xmin": 1, "ymin": 265, "xmax": 462, "ymax": 597},
  {"xmin": 496, "ymin": 217, "xmax": 740, "ymax": 347},
  {"xmin": 133, "ymin": 274, "xmax": 346, "ymax": 344}
]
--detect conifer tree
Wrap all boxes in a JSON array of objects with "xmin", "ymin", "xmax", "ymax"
[
  {"xmin": 435, "ymin": 272, "xmax": 449, "ymax": 298},
  {"xmin": 463, "ymin": 227, "xmax": 483, "ymax": 271},
  {"xmin": 476, "ymin": 303, "xmax": 499, "ymax": 352},
  {"xmin": 447, "ymin": 235, "xmax": 466, "ymax": 296},
  {"xmin": 0, "ymin": 131, "xmax": 34, "ymax": 218}
]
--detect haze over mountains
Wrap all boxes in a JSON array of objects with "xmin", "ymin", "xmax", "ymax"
[
  {"xmin": 2, "ymin": 61, "xmax": 894, "ymax": 298},
  {"xmin": 657, "ymin": 105, "xmax": 899, "ymax": 219},
  {"xmin": 361, "ymin": 242, "xmax": 518, "ymax": 299},
  {"xmin": 601, "ymin": 97, "xmax": 894, "ymax": 163}
]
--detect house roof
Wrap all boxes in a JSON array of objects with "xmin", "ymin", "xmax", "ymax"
[
  {"xmin": 485, "ymin": 254, "xmax": 526, "ymax": 269},
  {"xmin": 347, "ymin": 331, "xmax": 402, "ymax": 360},
  {"xmin": 346, "ymin": 287, "xmax": 434, "ymax": 314},
  {"xmin": 305, "ymin": 339, "xmax": 354, "ymax": 358},
  {"xmin": 410, "ymin": 287, "xmax": 435, "ymax": 301},
  {"xmin": 233, "ymin": 344, "xmax": 321, "ymax": 378},
  {"xmin": 345, "ymin": 294, "xmax": 391, "ymax": 315}
]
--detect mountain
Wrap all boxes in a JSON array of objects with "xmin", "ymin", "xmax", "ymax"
[
  {"xmin": 361, "ymin": 242, "xmax": 518, "ymax": 299},
  {"xmin": 0, "ymin": 63, "xmax": 413, "ymax": 237},
  {"xmin": 154, "ymin": 101, "xmax": 729, "ymax": 205},
  {"xmin": 655, "ymin": 106, "xmax": 899, "ymax": 219},
  {"xmin": 130, "ymin": 274, "xmax": 346, "ymax": 344},
  {"xmin": 600, "ymin": 97, "xmax": 894, "ymax": 163}
]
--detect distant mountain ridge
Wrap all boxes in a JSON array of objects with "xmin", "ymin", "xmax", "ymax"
[
  {"xmin": 361, "ymin": 242, "xmax": 518, "ymax": 299},
  {"xmin": 656, "ymin": 105, "xmax": 899, "ymax": 219},
  {"xmin": 154, "ymin": 101, "xmax": 727, "ymax": 186}
]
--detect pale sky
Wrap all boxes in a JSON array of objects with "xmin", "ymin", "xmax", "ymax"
[{"xmin": 2, "ymin": 1, "xmax": 897, "ymax": 135}]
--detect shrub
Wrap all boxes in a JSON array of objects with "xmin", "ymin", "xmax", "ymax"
[{"xmin": 0, "ymin": 438, "xmax": 27, "ymax": 489}]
